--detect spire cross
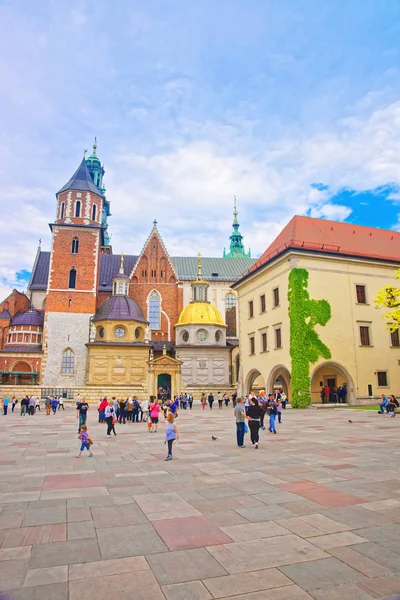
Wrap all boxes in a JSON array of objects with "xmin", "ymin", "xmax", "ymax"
[
  {"xmin": 197, "ymin": 252, "xmax": 202, "ymax": 279},
  {"xmin": 119, "ymin": 252, "xmax": 125, "ymax": 274},
  {"xmin": 153, "ymin": 219, "xmax": 158, "ymax": 227},
  {"xmin": 93, "ymin": 137, "xmax": 97, "ymax": 155}
]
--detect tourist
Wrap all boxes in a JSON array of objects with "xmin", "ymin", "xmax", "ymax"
[
  {"xmin": 112, "ymin": 397, "xmax": 119, "ymax": 421},
  {"xmin": 98, "ymin": 397, "xmax": 108, "ymax": 423},
  {"xmin": 257, "ymin": 391, "xmax": 266, "ymax": 430},
  {"xmin": 217, "ymin": 391, "xmax": 223, "ymax": 409},
  {"xmin": 51, "ymin": 397, "xmax": 58, "ymax": 414},
  {"xmin": 340, "ymin": 384, "xmax": 347, "ymax": 403},
  {"xmin": 76, "ymin": 397, "xmax": 89, "ymax": 433},
  {"xmin": 105, "ymin": 400, "xmax": 117, "ymax": 437},
  {"xmin": 118, "ymin": 399, "xmax": 126, "ymax": 424},
  {"xmin": 2, "ymin": 396, "xmax": 9, "ymax": 416},
  {"xmin": 232, "ymin": 390, "xmax": 237, "ymax": 407},
  {"xmin": 268, "ymin": 396, "xmax": 278, "ymax": 434},
  {"xmin": 125, "ymin": 397, "xmax": 133, "ymax": 421},
  {"xmin": 188, "ymin": 393, "xmax": 193, "ymax": 410},
  {"xmin": 29, "ymin": 396, "xmax": 36, "ymax": 415},
  {"xmin": 247, "ymin": 397, "xmax": 263, "ymax": 449},
  {"xmin": 208, "ymin": 392, "xmax": 214, "ymax": 410},
  {"xmin": 21, "ymin": 396, "xmax": 29, "ymax": 416},
  {"xmin": 44, "ymin": 396, "xmax": 51, "ymax": 415},
  {"xmin": 11, "ymin": 396, "xmax": 18, "ymax": 412},
  {"xmin": 163, "ymin": 411, "xmax": 179, "ymax": 461},
  {"xmin": 58, "ymin": 397, "xmax": 64, "ymax": 410},
  {"xmin": 75, "ymin": 393, "xmax": 81, "ymax": 408},
  {"xmin": 141, "ymin": 398, "xmax": 149, "ymax": 422},
  {"xmin": 149, "ymin": 399, "xmax": 162, "ymax": 433},
  {"xmin": 388, "ymin": 395, "xmax": 399, "ymax": 417},
  {"xmin": 35, "ymin": 397, "xmax": 41, "ymax": 411},
  {"xmin": 224, "ymin": 393, "xmax": 230, "ymax": 407},
  {"xmin": 281, "ymin": 390, "xmax": 287, "ymax": 409},
  {"xmin": 132, "ymin": 397, "xmax": 140, "ymax": 422},
  {"xmin": 277, "ymin": 396, "xmax": 283, "ymax": 423},
  {"xmin": 378, "ymin": 394, "xmax": 389, "ymax": 414},
  {"xmin": 147, "ymin": 396, "xmax": 156, "ymax": 431},
  {"xmin": 77, "ymin": 425, "xmax": 93, "ymax": 458},
  {"xmin": 323, "ymin": 386, "xmax": 330, "ymax": 404},
  {"xmin": 201, "ymin": 393, "xmax": 207, "ymax": 410},
  {"xmin": 233, "ymin": 397, "xmax": 249, "ymax": 448}
]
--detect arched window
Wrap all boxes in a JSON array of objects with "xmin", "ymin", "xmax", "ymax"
[
  {"xmin": 148, "ymin": 290, "xmax": 161, "ymax": 330},
  {"xmin": 61, "ymin": 348, "xmax": 75, "ymax": 374},
  {"xmin": 68, "ymin": 268, "xmax": 77, "ymax": 289},
  {"xmin": 225, "ymin": 293, "xmax": 237, "ymax": 337},
  {"xmin": 71, "ymin": 237, "xmax": 79, "ymax": 254},
  {"xmin": 75, "ymin": 200, "xmax": 81, "ymax": 217},
  {"xmin": 60, "ymin": 202, "xmax": 65, "ymax": 219},
  {"xmin": 92, "ymin": 204, "xmax": 97, "ymax": 221}
]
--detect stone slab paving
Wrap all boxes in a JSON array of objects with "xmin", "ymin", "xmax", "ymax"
[{"xmin": 0, "ymin": 405, "xmax": 399, "ymax": 599}]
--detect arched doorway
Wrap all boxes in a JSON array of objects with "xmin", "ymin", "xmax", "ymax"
[
  {"xmin": 311, "ymin": 361, "xmax": 355, "ymax": 404},
  {"xmin": 267, "ymin": 365, "xmax": 291, "ymax": 398},
  {"xmin": 157, "ymin": 373, "xmax": 171, "ymax": 399},
  {"xmin": 10, "ymin": 361, "xmax": 35, "ymax": 385},
  {"xmin": 244, "ymin": 369, "xmax": 265, "ymax": 395}
]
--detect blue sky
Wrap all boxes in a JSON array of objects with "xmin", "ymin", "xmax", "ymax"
[{"xmin": 1, "ymin": 0, "xmax": 400, "ymax": 298}]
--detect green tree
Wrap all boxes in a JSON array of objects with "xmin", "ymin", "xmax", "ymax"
[
  {"xmin": 374, "ymin": 269, "xmax": 400, "ymax": 332},
  {"xmin": 288, "ymin": 268, "xmax": 331, "ymax": 408}
]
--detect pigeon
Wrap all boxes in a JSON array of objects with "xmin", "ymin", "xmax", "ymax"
[
  {"xmin": 348, "ymin": 420, "xmax": 353, "ymax": 423},
  {"xmin": 212, "ymin": 436, "xmax": 218, "ymax": 440}
]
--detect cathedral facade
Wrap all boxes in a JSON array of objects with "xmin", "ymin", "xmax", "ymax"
[{"xmin": 0, "ymin": 142, "xmax": 255, "ymax": 399}]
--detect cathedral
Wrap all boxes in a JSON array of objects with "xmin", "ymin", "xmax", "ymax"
[{"xmin": 0, "ymin": 142, "xmax": 255, "ymax": 400}]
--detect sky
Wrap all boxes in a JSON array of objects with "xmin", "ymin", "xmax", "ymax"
[{"xmin": 1, "ymin": 0, "xmax": 400, "ymax": 300}]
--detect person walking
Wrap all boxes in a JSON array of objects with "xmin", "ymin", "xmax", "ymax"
[
  {"xmin": 163, "ymin": 411, "xmax": 179, "ymax": 461},
  {"xmin": 277, "ymin": 396, "xmax": 283, "ymax": 423},
  {"xmin": 224, "ymin": 393, "xmax": 230, "ymax": 407},
  {"xmin": 201, "ymin": 393, "xmax": 207, "ymax": 410},
  {"xmin": 188, "ymin": 394, "xmax": 193, "ymax": 410},
  {"xmin": 232, "ymin": 390, "xmax": 237, "ymax": 407},
  {"xmin": 258, "ymin": 391, "xmax": 266, "ymax": 430},
  {"xmin": 141, "ymin": 398, "xmax": 149, "ymax": 422},
  {"xmin": 105, "ymin": 400, "xmax": 117, "ymax": 437},
  {"xmin": 217, "ymin": 392, "xmax": 223, "ymax": 409},
  {"xmin": 35, "ymin": 397, "xmax": 41, "ymax": 411},
  {"xmin": 51, "ymin": 397, "xmax": 58, "ymax": 414},
  {"xmin": 268, "ymin": 396, "xmax": 278, "ymax": 434},
  {"xmin": 76, "ymin": 397, "xmax": 89, "ymax": 433},
  {"xmin": 29, "ymin": 396, "xmax": 35, "ymax": 415},
  {"xmin": 77, "ymin": 425, "xmax": 93, "ymax": 458},
  {"xmin": 11, "ymin": 396, "xmax": 18, "ymax": 413},
  {"xmin": 208, "ymin": 392, "xmax": 214, "ymax": 410},
  {"xmin": 233, "ymin": 397, "xmax": 249, "ymax": 448},
  {"xmin": 3, "ymin": 396, "xmax": 9, "ymax": 416},
  {"xmin": 281, "ymin": 391, "xmax": 287, "ymax": 409},
  {"xmin": 45, "ymin": 396, "xmax": 51, "ymax": 415},
  {"xmin": 125, "ymin": 397, "xmax": 133, "ymax": 422},
  {"xmin": 98, "ymin": 397, "xmax": 108, "ymax": 423},
  {"xmin": 58, "ymin": 397, "xmax": 64, "ymax": 410},
  {"xmin": 132, "ymin": 397, "xmax": 140, "ymax": 423},
  {"xmin": 21, "ymin": 396, "xmax": 29, "ymax": 416},
  {"xmin": 340, "ymin": 384, "xmax": 347, "ymax": 404},
  {"xmin": 149, "ymin": 399, "xmax": 162, "ymax": 433},
  {"xmin": 247, "ymin": 397, "xmax": 263, "ymax": 449},
  {"xmin": 118, "ymin": 399, "xmax": 126, "ymax": 424}
]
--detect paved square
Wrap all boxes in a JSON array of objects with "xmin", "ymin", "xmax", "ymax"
[{"xmin": 0, "ymin": 405, "xmax": 399, "ymax": 599}]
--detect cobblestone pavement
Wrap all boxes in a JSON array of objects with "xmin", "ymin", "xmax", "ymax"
[{"xmin": 0, "ymin": 404, "xmax": 399, "ymax": 599}]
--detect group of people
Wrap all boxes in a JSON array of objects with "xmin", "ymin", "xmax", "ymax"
[
  {"xmin": 378, "ymin": 393, "xmax": 399, "ymax": 416},
  {"xmin": 234, "ymin": 389, "xmax": 287, "ymax": 449},
  {"xmin": 320, "ymin": 384, "xmax": 347, "ymax": 404},
  {"xmin": 1, "ymin": 395, "xmax": 66, "ymax": 415},
  {"xmin": 200, "ymin": 391, "xmax": 238, "ymax": 410}
]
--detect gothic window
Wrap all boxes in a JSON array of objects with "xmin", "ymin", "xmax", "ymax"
[
  {"xmin": 148, "ymin": 291, "xmax": 161, "ymax": 330},
  {"xmin": 225, "ymin": 293, "xmax": 237, "ymax": 337},
  {"xmin": 75, "ymin": 200, "xmax": 81, "ymax": 217},
  {"xmin": 92, "ymin": 204, "xmax": 97, "ymax": 221},
  {"xmin": 71, "ymin": 237, "xmax": 79, "ymax": 254},
  {"xmin": 60, "ymin": 202, "xmax": 65, "ymax": 219},
  {"xmin": 61, "ymin": 348, "xmax": 75, "ymax": 374},
  {"xmin": 68, "ymin": 268, "xmax": 77, "ymax": 289}
]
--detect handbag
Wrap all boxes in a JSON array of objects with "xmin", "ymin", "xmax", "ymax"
[
  {"xmin": 88, "ymin": 437, "xmax": 93, "ymax": 446},
  {"xmin": 244, "ymin": 423, "xmax": 249, "ymax": 434}
]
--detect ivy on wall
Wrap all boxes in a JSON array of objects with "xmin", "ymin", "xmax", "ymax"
[{"xmin": 288, "ymin": 268, "xmax": 332, "ymax": 408}]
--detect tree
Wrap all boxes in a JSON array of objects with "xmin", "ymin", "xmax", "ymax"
[
  {"xmin": 374, "ymin": 269, "xmax": 400, "ymax": 332},
  {"xmin": 288, "ymin": 268, "xmax": 331, "ymax": 408}
]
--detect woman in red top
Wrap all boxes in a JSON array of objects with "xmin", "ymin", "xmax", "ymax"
[
  {"xmin": 98, "ymin": 397, "xmax": 108, "ymax": 423},
  {"xmin": 149, "ymin": 400, "xmax": 162, "ymax": 433}
]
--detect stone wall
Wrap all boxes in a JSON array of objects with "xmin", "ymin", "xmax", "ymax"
[
  {"xmin": 42, "ymin": 312, "xmax": 93, "ymax": 388},
  {"xmin": 178, "ymin": 346, "xmax": 230, "ymax": 387}
]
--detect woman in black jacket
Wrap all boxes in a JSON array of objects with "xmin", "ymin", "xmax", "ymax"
[{"xmin": 247, "ymin": 398, "xmax": 263, "ymax": 449}]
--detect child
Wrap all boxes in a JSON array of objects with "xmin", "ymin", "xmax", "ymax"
[
  {"xmin": 77, "ymin": 425, "xmax": 93, "ymax": 457},
  {"xmin": 164, "ymin": 411, "xmax": 179, "ymax": 461}
]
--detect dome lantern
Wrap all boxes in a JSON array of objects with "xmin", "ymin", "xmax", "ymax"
[{"xmin": 112, "ymin": 253, "xmax": 129, "ymax": 296}]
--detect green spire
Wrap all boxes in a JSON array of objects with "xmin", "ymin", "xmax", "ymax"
[{"xmin": 223, "ymin": 197, "xmax": 251, "ymax": 258}]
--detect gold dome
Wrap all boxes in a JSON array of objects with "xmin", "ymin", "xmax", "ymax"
[{"xmin": 177, "ymin": 302, "xmax": 226, "ymax": 327}]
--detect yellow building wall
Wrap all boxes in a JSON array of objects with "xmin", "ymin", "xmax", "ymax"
[
  {"xmin": 236, "ymin": 251, "xmax": 400, "ymax": 404},
  {"xmin": 87, "ymin": 345, "xmax": 149, "ymax": 386}
]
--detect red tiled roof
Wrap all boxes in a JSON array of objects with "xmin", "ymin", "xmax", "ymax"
[{"xmin": 247, "ymin": 216, "xmax": 400, "ymax": 276}]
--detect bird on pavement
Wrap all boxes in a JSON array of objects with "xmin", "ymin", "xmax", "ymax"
[{"xmin": 212, "ymin": 436, "xmax": 218, "ymax": 440}]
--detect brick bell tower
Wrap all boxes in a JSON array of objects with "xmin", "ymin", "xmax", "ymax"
[{"xmin": 42, "ymin": 150, "xmax": 107, "ymax": 388}]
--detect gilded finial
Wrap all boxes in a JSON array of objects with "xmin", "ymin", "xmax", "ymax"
[
  {"xmin": 119, "ymin": 252, "xmax": 125, "ymax": 274},
  {"xmin": 93, "ymin": 137, "xmax": 97, "ymax": 155},
  {"xmin": 197, "ymin": 252, "xmax": 202, "ymax": 279}
]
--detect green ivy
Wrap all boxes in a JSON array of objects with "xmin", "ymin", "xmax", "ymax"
[{"xmin": 288, "ymin": 268, "xmax": 331, "ymax": 408}]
